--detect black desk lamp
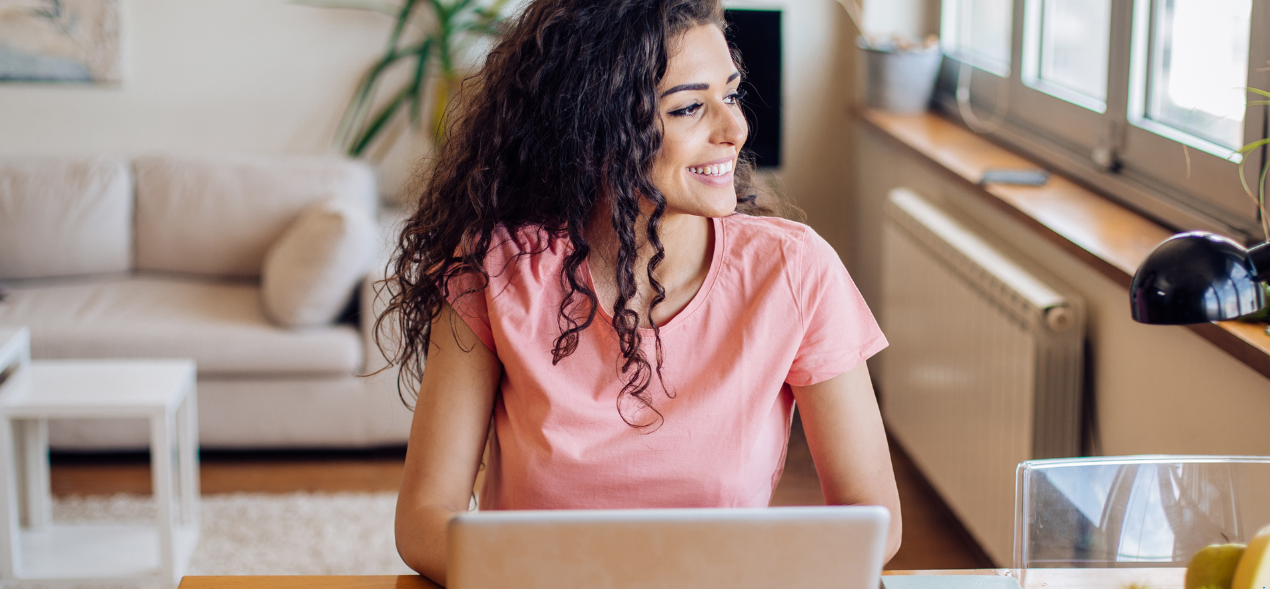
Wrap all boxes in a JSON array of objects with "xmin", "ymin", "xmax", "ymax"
[{"xmin": 1130, "ymin": 231, "xmax": 1270, "ymax": 324}]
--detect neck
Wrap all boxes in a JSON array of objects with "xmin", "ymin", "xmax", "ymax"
[{"xmin": 585, "ymin": 206, "xmax": 714, "ymax": 326}]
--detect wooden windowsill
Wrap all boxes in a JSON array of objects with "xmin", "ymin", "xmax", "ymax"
[{"xmin": 858, "ymin": 108, "xmax": 1270, "ymax": 380}]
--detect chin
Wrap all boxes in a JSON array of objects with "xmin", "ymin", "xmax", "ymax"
[
  {"xmin": 707, "ymin": 200, "xmax": 738, "ymax": 217},
  {"xmin": 658, "ymin": 178, "xmax": 739, "ymax": 217},
  {"xmin": 704, "ymin": 190, "xmax": 739, "ymax": 217},
  {"xmin": 666, "ymin": 196, "xmax": 736, "ymax": 219}
]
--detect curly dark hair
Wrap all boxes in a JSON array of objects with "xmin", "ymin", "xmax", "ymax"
[{"xmin": 377, "ymin": 0, "xmax": 784, "ymax": 429}]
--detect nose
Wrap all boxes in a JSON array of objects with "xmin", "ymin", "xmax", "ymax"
[{"xmin": 711, "ymin": 102, "xmax": 747, "ymax": 147}]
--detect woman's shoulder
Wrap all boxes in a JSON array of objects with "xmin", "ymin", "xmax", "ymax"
[
  {"xmin": 487, "ymin": 224, "xmax": 569, "ymax": 256},
  {"xmin": 720, "ymin": 214, "xmax": 834, "ymax": 265},
  {"xmin": 721, "ymin": 213, "xmax": 828, "ymax": 246},
  {"xmin": 480, "ymin": 223, "xmax": 572, "ymax": 288},
  {"xmin": 482, "ymin": 224, "xmax": 570, "ymax": 266},
  {"xmin": 718, "ymin": 214, "xmax": 848, "ymax": 310}
]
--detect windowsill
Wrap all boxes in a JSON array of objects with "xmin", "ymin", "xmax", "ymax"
[{"xmin": 858, "ymin": 108, "xmax": 1270, "ymax": 381}]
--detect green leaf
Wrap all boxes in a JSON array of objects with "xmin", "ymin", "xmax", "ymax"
[
  {"xmin": 337, "ymin": 49, "xmax": 414, "ymax": 147},
  {"xmin": 385, "ymin": 0, "xmax": 420, "ymax": 54},
  {"xmin": 395, "ymin": 37, "xmax": 433, "ymax": 56},
  {"xmin": 425, "ymin": 0, "xmax": 447, "ymax": 21},
  {"xmin": 350, "ymin": 83, "xmax": 414, "ymax": 157},
  {"xmin": 1235, "ymin": 140, "xmax": 1270, "ymax": 242},
  {"xmin": 1237, "ymin": 137, "xmax": 1270, "ymax": 155},
  {"xmin": 332, "ymin": 0, "xmax": 508, "ymax": 153},
  {"xmin": 1246, "ymin": 87, "xmax": 1270, "ymax": 100},
  {"xmin": 1239, "ymin": 151, "xmax": 1255, "ymax": 201},
  {"xmin": 408, "ymin": 38, "xmax": 434, "ymax": 125},
  {"xmin": 289, "ymin": 0, "xmax": 400, "ymax": 16},
  {"xmin": 454, "ymin": 20, "xmax": 500, "ymax": 36},
  {"xmin": 1259, "ymin": 153, "xmax": 1270, "ymax": 229}
]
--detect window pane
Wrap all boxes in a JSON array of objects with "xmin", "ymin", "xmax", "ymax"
[
  {"xmin": 1039, "ymin": 0, "xmax": 1110, "ymax": 102},
  {"xmin": 946, "ymin": 0, "xmax": 1014, "ymax": 71},
  {"xmin": 1147, "ymin": 0, "xmax": 1251, "ymax": 150}
]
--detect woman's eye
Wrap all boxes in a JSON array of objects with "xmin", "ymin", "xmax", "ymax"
[
  {"xmin": 725, "ymin": 87, "xmax": 747, "ymax": 105},
  {"xmin": 670, "ymin": 102, "xmax": 703, "ymax": 117}
]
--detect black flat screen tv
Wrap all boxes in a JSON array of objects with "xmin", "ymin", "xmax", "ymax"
[{"xmin": 724, "ymin": 8, "xmax": 782, "ymax": 169}]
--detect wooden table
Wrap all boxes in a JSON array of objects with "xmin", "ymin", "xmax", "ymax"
[{"xmin": 178, "ymin": 567, "xmax": 1186, "ymax": 589}]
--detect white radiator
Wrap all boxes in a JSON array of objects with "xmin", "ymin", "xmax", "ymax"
[{"xmin": 879, "ymin": 188, "xmax": 1085, "ymax": 566}]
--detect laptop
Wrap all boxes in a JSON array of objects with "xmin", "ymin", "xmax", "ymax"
[{"xmin": 447, "ymin": 505, "xmax": 891, "ymax": 589}]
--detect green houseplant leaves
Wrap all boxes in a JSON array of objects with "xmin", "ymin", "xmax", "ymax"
[{"xmin": 297, "ymin": 0, "xmax": 508, "ymax": 157}]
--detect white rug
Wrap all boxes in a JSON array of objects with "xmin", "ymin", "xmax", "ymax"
[{"xmin": 42, "ymin": 492, "xmax": 413, "ymax": 586}]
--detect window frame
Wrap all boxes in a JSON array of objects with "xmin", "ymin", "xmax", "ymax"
[
  {"xmin": 941, "ymin": 0, "xmax": 1013, "ymax": 76},
  {"xmin": 935, "ymin": 0, "xmax": 1270, "ymax": 241},
  {"xmin": 1010, "ymin": 0, "xmax": 1110, "ymax": 157},
  {"xmin": 1021, "ymin": 0, "xmax": 1110, "ymax": 114}
]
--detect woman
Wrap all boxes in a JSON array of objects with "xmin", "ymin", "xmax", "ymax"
[{"xmin": 381, "ymin": 0, "xmax": 901, "ymax": 583}]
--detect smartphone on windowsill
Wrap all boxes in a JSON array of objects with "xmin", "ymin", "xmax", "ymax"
[{"xmin": 979, "ymin": 168, "xmax": 1050, "ymax": 187}]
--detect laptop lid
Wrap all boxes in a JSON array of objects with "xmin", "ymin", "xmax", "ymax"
[{"xmin": 447, "ymin": 505, "xmax": 891, "ymax": 589}]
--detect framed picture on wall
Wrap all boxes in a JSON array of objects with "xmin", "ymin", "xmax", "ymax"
[{"xmin": 0, "ymin": 0, "xmax": 122, "ymax": 83}]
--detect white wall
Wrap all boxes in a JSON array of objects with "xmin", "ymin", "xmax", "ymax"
[{"xmin": 0, "ymin": 0, "xmax": 432, "ymax": 200}]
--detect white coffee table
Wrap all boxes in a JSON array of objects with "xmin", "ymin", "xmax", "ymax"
[{"xmin": 0, "ymin": 328, "xmax": 200, "ymax": 585}]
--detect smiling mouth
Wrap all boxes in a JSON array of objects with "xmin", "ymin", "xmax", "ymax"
[{"xmin": 687, "ymin": 160, "xmax": 734, "ymax": 177}]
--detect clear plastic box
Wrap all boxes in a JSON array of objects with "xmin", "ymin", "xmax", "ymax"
[{"xmin": 1014, "ymin": 455, "xmax": 1270, "ymax": 568}]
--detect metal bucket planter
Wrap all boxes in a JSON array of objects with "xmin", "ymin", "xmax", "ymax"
[{"xmin": 860, "ymin": 40, "xmax": 942, "ymax": 114}]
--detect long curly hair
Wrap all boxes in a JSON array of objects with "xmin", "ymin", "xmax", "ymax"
[{"xmin": 377, "ymin": 0, "xmax": 783, "ymax": 429}]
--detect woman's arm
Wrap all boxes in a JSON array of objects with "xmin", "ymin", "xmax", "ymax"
[
  {"xmin": 395, "ymin": 301, "xmax": 502, "ymax": 585},
  {"xmin": 790, "ymin": 361, "xmax": 902, "ymax": 563}
]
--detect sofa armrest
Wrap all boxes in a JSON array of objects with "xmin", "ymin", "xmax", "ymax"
[
  {"xmin": 360, "ymin": 256, "xmax": 392, "ymax": 375},
  {"xmin": 361, "ymin": 207, "xmax": 410, "ymax": 374}
]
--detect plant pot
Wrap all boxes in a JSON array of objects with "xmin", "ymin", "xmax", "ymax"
[{"xmin": 860, "ymin": 41, "xmax": 942, "ymax": 114}]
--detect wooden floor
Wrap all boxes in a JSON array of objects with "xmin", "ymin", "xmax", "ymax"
[{"xmin": 50, "ymin": 416, "xmax": 994, "ymax": 570}]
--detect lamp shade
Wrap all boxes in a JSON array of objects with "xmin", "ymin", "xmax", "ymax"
[{"xmin": 1130, "ymin": 231, "xmax": 1269, "ymax": 324}]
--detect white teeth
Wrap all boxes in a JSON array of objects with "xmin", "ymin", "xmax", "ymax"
[{"xmin": 689, "ymin": 161, "xmax": 733, "ymax": 176}]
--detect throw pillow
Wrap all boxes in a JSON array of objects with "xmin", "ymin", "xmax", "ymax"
[{"xmin": 262, "ymin": 197, "xmax": 378, "ymax": 328}]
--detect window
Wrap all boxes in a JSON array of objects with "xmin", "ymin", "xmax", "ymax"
[
  {"xmin": 1028, "ymin": 0, "xmax": 1111, "ymax": 110},
  {"xmin": 939, "ymin": 0, "xmax": 1270, "ymax": 240},
  {"xmin": 942, "ymin": 0, "xmax": 1014, "ymax": 73},
  {"xmin": 1136, "ymin": 0, "xmax": 1252, "ymax": 151}
]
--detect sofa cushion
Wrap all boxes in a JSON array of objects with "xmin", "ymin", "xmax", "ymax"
[
  {"xmin": 0, "ymin": 275, "xmax": 363, "ymax": 376},
  {"xmin": 262, "ymin": 197, "xmax": 378, "ymax": 328},
  {"xmin": 0, "ymin": 157, "xmax": 132, "ymax": 280},
  {"xmin": 134, "ymin": 154, "xmax": 377, "ymax": 278}
]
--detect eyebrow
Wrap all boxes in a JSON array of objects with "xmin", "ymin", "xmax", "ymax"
[{"xmin": 660, "ymin": 72, "xmax": 741, "ymax": 98}]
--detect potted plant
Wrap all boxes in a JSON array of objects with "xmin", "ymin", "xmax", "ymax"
[{"xmin": 297, "ymin": 0, "xmax": 509, "ymax": 157}]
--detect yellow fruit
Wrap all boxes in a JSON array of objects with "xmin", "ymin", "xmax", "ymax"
[
  {"xmin": 1233, "ymin": 525, "xmax": 1270, "ymax": 589},
  {"xmin": 1187, "ymin": 544, "xmax": 1247, "ymax": 589}
]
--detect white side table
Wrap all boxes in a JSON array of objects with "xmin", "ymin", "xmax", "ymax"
[{"xmin": 0, "ymin": 339, "xmax": 200, "ymax": 586}]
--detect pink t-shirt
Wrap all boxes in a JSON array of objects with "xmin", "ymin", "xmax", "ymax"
[{"xmin": 447, "ymin": 214, "xmax": 886, "ymax": 509}]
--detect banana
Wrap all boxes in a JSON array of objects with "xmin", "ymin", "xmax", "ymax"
[{"xmin": 1232, "ymin": 525, "xmax": 1270, "ymax": 589}]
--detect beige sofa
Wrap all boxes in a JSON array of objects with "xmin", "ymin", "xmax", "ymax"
[{"xmin": 0, "ymin": 155, "xmax": 413, "ymax": 450}]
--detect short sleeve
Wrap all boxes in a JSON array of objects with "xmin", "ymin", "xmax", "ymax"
[
  {"xmin": 785, "ymin": 228, "xmax": 888, "ymax": 386},
  {"xmin": 443, "ymin": 269, "xmax": 497, "ymax": 353}
]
